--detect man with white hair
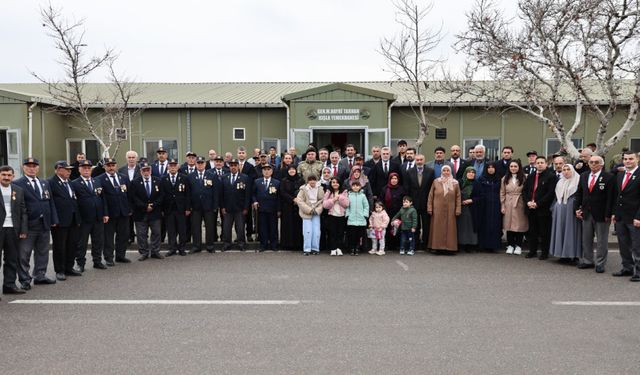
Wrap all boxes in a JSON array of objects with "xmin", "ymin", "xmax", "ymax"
[
  {"xmin": 574, "ymin": 148, "xmax": 593, "ymax": 175},
  {"xmin": 371, "ymin": 146, "xmax": 400, "ymax": 199},
  {"xmin": 472, "ymin": 144, "xmax": 489, "ymax": 177}
]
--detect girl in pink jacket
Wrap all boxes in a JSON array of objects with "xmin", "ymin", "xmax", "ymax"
[
  {"xmin": 369, "ymin": 201, "xmax": 390, "ymax": 255},
  {"xmin": 322, "ymin": 177, "xmax": 350, "ymax": 256}
]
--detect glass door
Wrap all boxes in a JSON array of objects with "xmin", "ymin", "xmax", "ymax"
[
  {"xmin": 366, "ymin": 129, "xmax": 388, "ymax": 159},
  {"xmin": 290, "ymin": 129, "xmax": 312, "ymax": 154}
]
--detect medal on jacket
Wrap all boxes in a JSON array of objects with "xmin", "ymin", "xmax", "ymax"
[
  {"xmin": 155, "ymin": 185, "xmax": 159, "ymax": 192},
  {"xmin": 11, "ymin": 191, "xmax": 16, "ymax": 201},
  {"xmin": 237, "ymin": 182, "xmax": 245, "ymax": 190},
  {"xmin": 269, "ymin": 186, "xmax": 277, "ymax": 194},
  {"xmin": 95, "ymin": 187, "xmax": 103, "ymax": 195},
  {"xmin": 43, "ymin": 190, "xmax": 50, "ymax": 199},
  {"xmin": 179, "ymin": 183, "xmax": 184, "ymax": 192},
  {"xmin": 205, "ymin": 179, "xmax": 213, "ymax": 186},
  {"xmin": 120, "ymin": 184, "xmax": 127, "ymax": 193}
]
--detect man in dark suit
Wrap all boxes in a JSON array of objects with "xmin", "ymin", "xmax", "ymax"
[
  {"xmin": 48, "ymin": 161, "xmax": 82, "ymax": 281},
  {"xmin": 180, "ymin": 151, "xmax": 198, "ymax": 176},
  {"xmin": 399, "ymin": 147, "xmax": 417, "ymax": 182},
  {"xmin": 119, "ymin": 150, "xmax": 141, "ymax": 244},
  {"xmin": 0, "ymin": 165, "xmax": 28, "ymax": 297},
  {"xmin": 252, "ymin": 164, "xmax": 280, "ymax": 252},
  {"xmin": 371, "ymin": 146, "xmax": 401, "ymax": 200},
  {"xmin": 221, "ymin": 159, "xmax": 251, "ymax": 251},
  {"xmin": 162, "ymin": 159, "xmax": 191, "ymax": 256},
  {"xmin": 449, "ymin": 145, "xmax": 469, "ymax": 181},
  {"xmin": 71, "ymin": 160, "xmax": 109, "ymax": 270},
  {"xmin": 494, "ymin": 146, "xmax": 514, "ymax": 179},
  {"xmin": 129, "ymin": 162, "xmax": 164, "ymax": 261},
  {"xmin": 14, "ymin": 158, "xmax": 59, "ymax": 289},
  {"xmin": 574, "ymin": 155, "xmax": 614, "ymax": 273},
  {"xmin": 523, "ymin": 156, "xmax": 557, "ymax": 260},
  {"xmin": 364, "ymin": 146, "xmax": 381, "ymax": 171},
  {"xmin": 327, "ymin": 151, "xmax": 348, "ymax": 181},
  {"xmin": 523, "ymin": 150, "xmax": 538, "ymax": 177},
  {"xmin": 151, "ymin": 147, "xmax": 169, "ymax": 178},
  {"xmin": 188, "ymin": 157, "xmax": 219, "ymax": 253},
  {"xmin": 209, "ymin": 155, "xmax": 228, "ymax": 242},
  {"xmin": 403, "ymin": 154, "xmax": 435, "ymax": 249},
  {"xmin": 98, "ymin": 158, "xmax": 132, "ymax": 264},
  {"xmin": 237, "ymin": 147, "xmax": 256, "ymax": 241},
  {"xmin": 338, "ymin": 144, "xmax": 357, "ymax": 173},
  {"xmin": 611, "ymin": 151, "xmax": 640, "ymax": 281}
]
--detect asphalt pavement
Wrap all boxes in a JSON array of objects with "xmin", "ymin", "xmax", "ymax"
[{"xmin": 1, "ymin": 248, "xmax": 639, "ymax": 374}]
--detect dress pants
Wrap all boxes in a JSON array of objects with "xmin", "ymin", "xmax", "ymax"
[
  {"xmin": 136, "ymin": 219, "xmax": 161, "ymax": 256},
  {"xmin": 77, "ymin": 220, "xmax": 106, "ymax": 266},
  {"xmin": 615, "ymin": 222, "xmax": 640, "ymax": 274},
  {"xmin": 18, "ymin": 220, "xmax": 51, "ymax": 283},
  {"xmin": 0, "ymin": 227, "xmax": 20, "ymax": 287},
  {"xmin": 51, "ymin": 217, "xmax": 79, "ymax": 273},
  {"xmin": 581, "ymin": 213, "xmax": 610, "ymax": 267},
  {"xmin": 257, "ymin": 211, "xmax": 278, "ymax": 250},
  {"xmin": 191, "ymin": 209, "xmax": 216, "ymax": 251},
  {"xmin": 527, "ymin": 212, "xmax": 551, "ymax": 256},
  {"xmin": 223, "ymin": 210, "xmax": 246, "ymax": 247},
  {"xmin": 166, "ymin": 211, "xmax": 188, "ymax": 251},
  {"xmin": 104, "ymin": 216, "xmax": 130, "ymax": 261}
]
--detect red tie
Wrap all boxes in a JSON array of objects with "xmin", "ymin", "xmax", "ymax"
[
  {"xmin": 349, "ymin": 159, "xmax": 353, "ymax": 169},
  {"xmin": 454, "ymin": 159, "xmax": 458, "ymax": 174},
  {"xmin": 333, "ymin": 166, "xmax": 337, "ymax": 176},
  {"xmin": 588, "ymin": 174, "xmax": 596, "ymax": 193},
  {"xmin": 622, "ymin": 171, "xmax": 632, "ymax": 190},
  {"xmin": 532, "ymin": 173, "xmax": 539, "ymax": 200}
]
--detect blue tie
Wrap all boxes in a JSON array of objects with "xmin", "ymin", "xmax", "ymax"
[{"xmin": 145, "ymin": 179, "xmax": 151, "ymax": 197}]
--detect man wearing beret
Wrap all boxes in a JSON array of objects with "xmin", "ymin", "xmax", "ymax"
[
  {"xmin": 48, "ymin": 161, "xmax": 81, "ymax": 280},
  {"xmin": 98, "ymin": 158, "xmax": 132, "ymax": 264},
  {"xmin": 14, "ymin": 158, "xmax": 59, "ymax": 288},
  {"xmin": 129, "ymin": 162, "xmax": 164, "ymax": 261}
]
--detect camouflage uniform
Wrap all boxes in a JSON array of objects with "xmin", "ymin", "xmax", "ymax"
[{"xmin": 297, "ymin": 160, "xmax": 323, "ymax": 182}]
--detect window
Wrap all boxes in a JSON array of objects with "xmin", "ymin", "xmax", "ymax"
[
  {"xmin": 463, "ymin": 138, "xmax": 501, "ymax": 161},
  {"xmin": 261, "ymin": 138, "xmax": 287, "ymax": 154},
  {"xmin": 144, "ymin": 139, "xmax": 178, "ymax": 162},
  {"xmin": 390, "ymin": 138, "xmax": 416, "ymax": 156},
  {"xmin": 67, "ymin": 139, "xmax": 100, "ymax": 163},
  {"xmin": 545, "ymin": 138, "xmax": 583, "ymax": 157},
  {"xmin": 233, "ymin": 128, "xmax": 245, "ymax": 141},
  {"xmin": 630, "ymin": 138, "xmax": 640, "ymax": 153}
]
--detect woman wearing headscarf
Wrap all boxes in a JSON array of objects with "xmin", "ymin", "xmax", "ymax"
[
  {"xmin": 343, "ymin": 165, "xmax": 373, "ymax": 209},
  {"xmin": 549, "ymin": 163, "xmax": 582, "ymax": 261},
  {"xmin": 279, "ymin": 165, "xmax": 303, "ymax": 250},
  {"xmin": 500, "ymin": 160, "xmax": 528, "ymax": 255},
  {"xmin": 380, "ymin": 172, "xmax": 405, "ymax": 251},
  {"xmin": 427, "ymin": 165, "xmax": 461, "ymax": 253},
  {"xmin": 457, "ymin": 166, "xmax": 479, "ymax": 252},
  {"xmin": 476, "ymin": 162, "xmax": 503, "ymax": 252}
]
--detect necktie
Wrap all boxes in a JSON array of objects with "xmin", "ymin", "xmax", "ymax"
[
  {"xmin": 622, "ymin": 171, "xmax": 632, "ymax": 190},
  {"xmin": 333, "ymin": 166, "xmax": 337, "ymax": 176},
  {"xmin": 384, "ymin": 162, "xmax": 388, "ymax": 174},
  {"xmin": 199, "ymin": 172, "xmax": 203, "ymax": 180},
  {"xmin": 111, "ymin": 174, "xmax": 119, "ymax": 188},
  {"xmin": 160, "ymin": 163, "xmax": 165, "ymax": 175},
  {"xmin": 588, "ymin": 174, "xmax": 596, "ymax": 193},
  {"xmin": 31, "ymin": 178, "xmax": 41, "ymax": 198},
  {"xmin": 63, "ymin": 181, "xmax": 72, "ymax": 198},
  {"xmin": 417, "ymin": 168, "xmax": 423, "ymax": 186},
  {"xmin": 231, "ymin": 174, "xmax": 236, "ymax": 185},
  {"xmin": 218, "ymin": 169, "xmax": 222, "ymax": 176},
  {"xmin": 145, "ymin": 179, "xmax": 151, "ymax": 197},
  {"xmin": 189, "ymin": 168, "xmax": 193, "ymax": 174},
  {"xmin": 171, "ymin": 175, "xmax": 176, "ymax": 185},
  {"xmin": 532, "ymin": 173, "xmax": 539, "ymax": 200},
  {"xmin": 86, "ymin": 179, "xmax": 93, "ymax": 192},
  {"xmin": 454, "ymin": 159, "xmax": 458, "ymax": 174},
  {"xmin": 264, "ymin": 178, "xmax": 269, "ymax": 191},
  {"xmin": 349, "ymin": 159, "xmax": 353, "ymax": 169}
]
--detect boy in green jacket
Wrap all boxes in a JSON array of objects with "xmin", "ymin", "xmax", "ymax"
[{"xmin": 391, "ymin": 196, "xmax": 418, "ymax": 255}]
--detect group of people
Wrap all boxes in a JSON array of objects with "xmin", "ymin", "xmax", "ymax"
[{"xmin": 0, "ymin": 140, "xmax": 639, "ymax": 300}]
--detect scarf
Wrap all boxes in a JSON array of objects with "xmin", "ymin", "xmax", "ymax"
[
  {"xmin": 555, "ymin": 164, "xmax": 580, "ymax": 204},
  {"xmin": 438, "ymin": 165, "xmax": 457, "ymax": 196},
  {"xmin": 384, "ymin": 172, "xmax": 401, "ymax": 208},
  {"xmin": 460, "ymin": 166, "xmax": 476, "ymax": 197}
]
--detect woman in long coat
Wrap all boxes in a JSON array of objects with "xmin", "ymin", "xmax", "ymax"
[
  {"xmin": 428, "ymin": 165, "xmax": 461, "ymax": 253},
  {"xmin": 476, "ymin": 162, "xmax": 503, "ymax": 252},
  {"xmin": 500, "ymin": 160, "xmax": 528, "ymax": 255},
  {"xmin": 379, "ymin": 172, "xmax": 405, "ymax": 250},
  {"xmin": 457, "ymin": 166, "xmax": 479, "ymax": 251},
  {"xmin": 279, "ymin": 165, "xmax": 303, "ymax": 250},
  {"xmin": 550, "ymin": 164, "xmax": 582, "ymax": 261}
]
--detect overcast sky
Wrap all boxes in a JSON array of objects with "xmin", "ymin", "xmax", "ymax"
[{"xmin": 2, "ymin": 0, "xmax": 516, "ymax": 83}]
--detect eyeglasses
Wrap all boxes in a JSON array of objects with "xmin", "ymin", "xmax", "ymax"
[{"xmin": 587, "ymin": 161, "xmax": 600, "ymax": 164}]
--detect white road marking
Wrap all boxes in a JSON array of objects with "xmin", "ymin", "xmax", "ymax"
[
  {"xmin": 396, "ymin": 260, "xmax": 409, "ymax": 271},
  {"xmin": 10, "ymin": 299, "xmax": 305, "ymax": 305},
  {"xmin": 552, "ymin": 301, "xmax": 640, "ymax": 306}
]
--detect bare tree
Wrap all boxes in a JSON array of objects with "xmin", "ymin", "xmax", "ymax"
[
  {"xmin": 379, "ymin": 0, "xmax": 445, "ymax": 150},
  {"xmin": 33, "ymin": 3, "xmax": 142, "ymax": 158},
  {"xmin": 453, "ymin": 0, "xmax": 640, "ymax": 158}
]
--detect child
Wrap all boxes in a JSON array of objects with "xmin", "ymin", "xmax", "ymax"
[
  {"xmin": 391, "ymin": 196, "xmax": 418, "ymax": 255},
  {"xmin": 345, "ymin": 180, "xmax": 370, "ymax": 256},
  {"xmin": 368, "ymin": 201, "xmax": 390, "ymax": 256}
]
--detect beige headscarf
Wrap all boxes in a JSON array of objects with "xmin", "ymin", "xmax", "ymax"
[
  {"xmin": 438, "ymin": 165, "xmax": 458, "ymax": 196},
  {"xmin": 555, "ymin": 164, "xmax": 580, "ymax": 204}
]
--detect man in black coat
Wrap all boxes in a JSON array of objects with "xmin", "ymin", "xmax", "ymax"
[
  {"xmin": 252, "ymin": 164, "xmax": 280, "ymax": 252},
  {"xmin": 221, "ymin": 159, "xmax": 251, "ymax": 251},
  {"xmin": 179, "ymin": 151, "xmax": 198, "ymax": 176},
  {"xmin": 574, "ymin": 155, "xmax": 614, "ymax": 273},
  {"xmin": 188, "ymin": 157, "xmax": 219, "ymax": 253},
  {"xmin": 494, "ymin": 146, "xmax": 514, "ymax": 179},
  {"xmin": 611, "ymin": 151, "xmax": 640, "ymax": 281},
  {"xmin": 449, "ymin": 145, "xmax": 470, "ymax": 181},
  {"xmin": 237, "ymin": 147, "xmax": 256, "ymax": 241},
  {"xmin": 523, "ymin": 156, "xmax": 558, "ymax": 260},
  {"xmin": 403, "ymin": 154, "xmax": 435, "ymax": 249},
  {"xmin": 523, "ymin": 150, "xmax": 538, "ymax": 177},
  {"xmin": 162, "ymin": 159, "xmax": 191, "ymax": 256},
  {"xmin": 71, "ymin": 160, "xmax": 109, "ymax": 270},
  {"xmin": 48, "ymin": 161, "xmax": 82, "ymax": 280},
  {"xmin": 129, "ymin": 162, "xmax": 164, "ymax": 261},
  {"xmin": 119, "ymin": 150, "xmax": 141, "ymax": 244},
  {"xmin": 0, "ymin": 165, "xmax": 28, "ymax": 296},
  {"xmin": 371, "ymin": 146, "xmax": 401, "ymax": 200},
  {"xmin": 14, "ymin": 157, "xmax": 59, "ymax": 288},
  {"xmin": 98, "ymin": 158, "xmax": 132, "ymax": 264}
]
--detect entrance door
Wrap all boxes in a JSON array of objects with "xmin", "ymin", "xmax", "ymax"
[
  {"xmin": 290, "ymin": 128, "xmax": 312, "ymax": 154},
  {"xmin": 312, "ymin": 129, "xmax": 364, "ymax": 156},
  {"xmin": 6, "ymin": 129, "xmax": 21, "ymax": 175}
]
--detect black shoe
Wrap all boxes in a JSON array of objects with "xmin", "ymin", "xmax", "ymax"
[
  {"xmin": 303, "ymin": 252, "xmax": 310, "ymax": 256},
  {"xmin": 311, "ymin": 251, "xmax": 319, "ymax": 255},
  {"xmin": 631, "ymin": 274, "xmax": 640, "ymax": 282},
  {"xmin": 105, "ymin": 261, "xmax": 115, "ymax": 267},
  {"xmin": 115, "ymin": 257, "xmax": 131, "ymax": 263},
  {"xmin": 613, "ymin": 269, "xmax": 634, "ymax": 277},
  {"xmin": 138, "ymin": 254, "xmax": 149, "ymax": 261},
  {"xmin": 65, "ymin": 270, "xmax": 82, "ymax": 277},
  {"xmin": 538, "ymin": 254, "xmax": 548, "ymax": 260},
  {"xmin": 55, "ymin": 272, "xmax": 67, "ymax": 281},
  {"xmin": 577, "ymin": 263, "xmax": 595, "ymax": 269},
  {"xmin": 166, "ymin": 250, "xmax": 177, "ymax": 257},
  {"xmin": 179, "ymin": 250, "xmax": 187, "ymax": 256},
  {"xmin": 150, "ymin": 253, "xmax": 165, "ymax": 259},
  {"xmin": 239, "ymin": 246, "xmax": 246, "ymax": 252},
  {"xmin": 93, "ymin": 263, "xmax": 107, "ymax": 270},
  {"xmin": 34, "ymin": 277, "xmax": 56, "ymax": 285},
  {"xmin": 525, "ymin": 252, "xmax": 537, "ymax": 258},
  {"xmin": 595, "ymin": 265, "xmax": 605, "ymax": 273},
  {"xmin": 206, "ymin": 248, "xmax": 215, "ymax": 253},
  {"xmin": 3, "ymin": 285, "xmax": 26, "ymax": 294},
  {"xmin": 189, "ymin": 248, "xmax": 202, "ymax": 254},
  {"xmin": 20, "ymin": 282, "xmax": 31, "ymax": 290},
  {"xmin": 221, "ymin": 245, "xmax": 230, "ymax": 252}
]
